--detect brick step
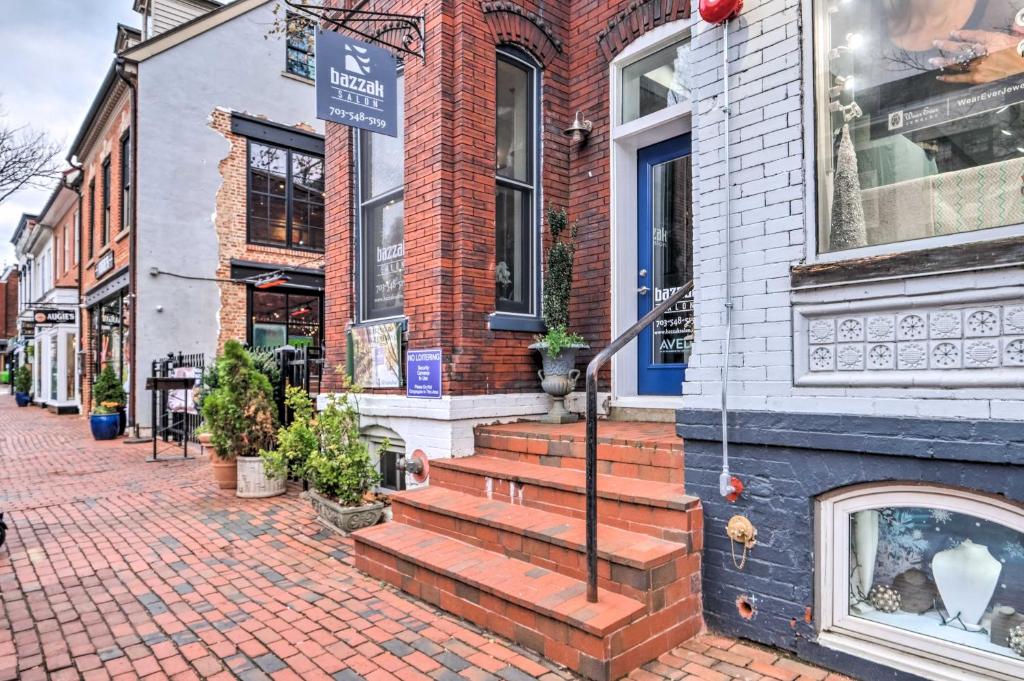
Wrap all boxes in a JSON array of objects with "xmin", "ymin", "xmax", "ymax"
[
  {"xmin": 430, "ymin": 455, "xmax": 702, "ymax": 544},
  {"xmin": 353, "ymin": 522, "xmax": 702, "ymax": 681},
  {"xmin": 475, "ymin": 422, "xmax": 683, "ymax": 484},
  {"xmin": 391, "ymin": 486, "xmax": 697, "ymax": 608}
]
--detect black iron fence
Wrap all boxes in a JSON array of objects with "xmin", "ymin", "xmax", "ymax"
[{"xmin": 150, "ymin": 352, "xmax": 206, "ymax": 454}]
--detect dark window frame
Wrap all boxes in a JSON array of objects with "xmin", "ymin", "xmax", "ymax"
[
  {"xmin": 101, "ymin": 157, "xmax": 111, "ymax": 246},
  {"xmin": 119, "ymin": 131, "xmax": 131, "ymax": 234},
  {"xmin": 494, "ymin": 47, "xmax": 541, "ymax": 318},
  {"xmin": 245, "ymin": 286, "xmax": 325, "ymax": 349},
  {"xmin": 356, "ymin": 75, "xmax": 406, "ymax": 322},
  {"xmin": 284, "ymin": 11, "xmax": 316, "ymax": 80},
  {"xmin": 88, "ymin": 179, "xmax": 96, "ymax": 260},
  {"xmin": 245, "ymin": 139, "xmax": 325, "ymax": 252}
]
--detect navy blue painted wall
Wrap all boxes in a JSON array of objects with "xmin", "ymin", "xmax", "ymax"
[{"xmin": 677, "ymin": 409, "xmax": 1024, "ymax": 681}]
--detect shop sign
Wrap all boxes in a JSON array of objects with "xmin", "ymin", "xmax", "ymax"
[
  {"xmin": 315, "ymin": 30, "xmax": 398, "ymax": 137},
  {"xmin": 95, "ymin": 251, "xmax": 115, "ymax": 278},
  {"xmin": 347, "ymin": 321, "xmax": 402, "ymax": 388},
  {"xmin": 21, "ymin": 322, "xmax": 35, "ymax": 338},
  {"xmin": 406, "ymin": 348, "xmax": 442, "ymax": 399},
  {"xmin": 33, "ymin": 309, "xmax": 76, "ymax": 325}
]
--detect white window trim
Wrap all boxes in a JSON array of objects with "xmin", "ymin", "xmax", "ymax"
[
  {"xmin": 608, "ymin": 20, "xmax": 694, "ymax": 401},
  {"xmin": 816, "ymin": 483, "xmax": 1024, "ymax": 681},
  {"xmin": 800, "ymin": 0, "xmax": 1024, "ymax": 266}
]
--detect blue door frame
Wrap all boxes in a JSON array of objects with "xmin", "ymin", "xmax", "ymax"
[{"xmin": 637, "ymin": 134, "xmax": 692, "ymax": 396}]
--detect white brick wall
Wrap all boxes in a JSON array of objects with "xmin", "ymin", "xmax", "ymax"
[{"xmin": 681, "ymin": 0, "xmax": 1024, "ymax": 421}]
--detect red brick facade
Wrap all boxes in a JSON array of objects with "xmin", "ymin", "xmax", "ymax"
[
  {"xmin": 0, "ymin": 269, "xmax": 18, "ymax": 341},
  {"xmin": 208, "ymin": 110, "xmax": 325, "ymax": 353},
  {"xmin": 323, "ymin": 0, "xmax": 690, "ymax": 396},
  {"xmin": 77, "ymin": 85, "xmax": 133, "ymax": 413}
]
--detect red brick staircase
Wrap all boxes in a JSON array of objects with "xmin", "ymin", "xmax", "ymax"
[{"xmin": 352, "ymin": 422, "xmax": 704, "ymax": 681}]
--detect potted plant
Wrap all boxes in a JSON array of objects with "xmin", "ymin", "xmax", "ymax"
[
  {"xmin": 282, "ymin": 380, "xmax": 384, "ymax": 534},
  {"xmin": 92, "ymin": 366, "xmax": 127, "ymax": 435},
  {"xmin": 260, "ymin": 386, "xmax": 317, "ymax": 485},
  {"xmin": 89, "ymin": 402, "xmax": 121, "ymax": 440},
  {"xmin": 530, "ymin": 206, "xmax": 588, "ymax": 423},
  {"xmin": 200, "ymin": 341, "xmax": 278, "ymax": 492},
  {"xmin": 13, "ymin": 365, "xmax": 32, "ymax": 407}
]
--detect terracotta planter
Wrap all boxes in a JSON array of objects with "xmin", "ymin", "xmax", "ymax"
[
  {"xmin": 306, "ymin": 489, "xmax": 384, "ymax": 535},
  {"xmin": 199, "ymin": 433, "xmax": 237, "ymax": 489}
]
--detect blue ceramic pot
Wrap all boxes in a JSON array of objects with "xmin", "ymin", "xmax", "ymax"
[
  {"xmin": 14, "ymin": 392, "xmax": 31, "ymax": 407},
  {"xmin": 90, "ymin": 413, "xmax": 121, "ymax": 440}
]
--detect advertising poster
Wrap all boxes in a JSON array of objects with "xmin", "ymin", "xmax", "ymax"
[{"xmin": 348, "ymin": 322, "xmax": 402, "ymax": 388}]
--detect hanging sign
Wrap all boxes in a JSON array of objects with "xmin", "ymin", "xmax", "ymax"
[
  {"xmin": 33, "ymin": 309, "xmax": 76, "ymax": 325},
  {"xmin": 315, "ymin": 30, "xmax": 399, "ymax": 137},
  {"xmin": 406, "ymin": 348, "xmax": 442, "ymax": 399}
]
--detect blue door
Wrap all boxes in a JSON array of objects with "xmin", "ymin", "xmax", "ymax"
[{"xmin": 637, "ymin": 135, "xmax": 694, "ymax": 396}]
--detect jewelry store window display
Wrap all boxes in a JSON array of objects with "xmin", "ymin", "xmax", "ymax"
[{"xmin": 817, "ymin": 0, "xmax": 1024, "ymax": 252}]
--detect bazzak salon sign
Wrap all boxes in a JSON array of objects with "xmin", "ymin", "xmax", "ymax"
[{"xmin": 315, "ymin": 30, "xmax": 398, "ymax": 137}]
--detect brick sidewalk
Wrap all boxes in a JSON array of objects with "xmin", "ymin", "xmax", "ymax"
[{"xmin": 0, "ymin": 396, "xmax": 851, "ymax": 681}]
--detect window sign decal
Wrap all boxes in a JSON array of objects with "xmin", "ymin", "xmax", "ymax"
[
  {"xmin": 406, "ymin": 348, "xmax": 442, "ymax": 399},
  {"xmin": 316, "ymin": 30, "xmax": 399, "ymax": 137}
]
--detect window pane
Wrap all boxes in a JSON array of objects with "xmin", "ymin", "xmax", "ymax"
[
  {"xmin": 285, "ymin": 13, "xmax": 315, "ymax": 79},
  {"xmin": 361, "ymin": 77, "xmax": 405, "ymax": 199},
  {"xmin": 250, "ymin": 143, "xmax": 287, "ymax": 194},
  {"xmin": 495, "ymin": 184, "xmax": 532, "ymax": 313},
  {"xmin": 650, "ymin": 155, "xmax": 694, "ymax": 365},
  {"xmin": 65, "ymin": 333, "xmax": 76, "ymax": 400},
  {"xmin": 621, "ymin": 40, "xmax": 691, "ymax": 124},
  {"xmin": 253, "ymin": 323, "xmax": 287, "ymax": 348},
  {"xmin": 848, "ymin": 505, "xmax": 1024, "ymax": 661},
  {"xmin": 496, "ymin": 57, "xmax": 532, "ymax": 182},
  {"xmin": 362, "ymin": 198, "xmax": 405, "ymax": 319},
  {"xmin": 287, "ymin": 294, "xmax": 320, "ymax": 347},
  {"xmin": 817, "ymin": 1, "xmax": 1024, "ymax": 253}
]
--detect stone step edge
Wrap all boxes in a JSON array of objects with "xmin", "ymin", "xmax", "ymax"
[
  {"xmin": 393, "ymin": 487, "xmax": 688, "ymax": 571},
  {"xmin": 431, "ymin": 457, "xmax": 699, "ymax": 512},
  {"xmin": 353, "ymin": 523, "xmax": 646, "ymax": 638}
]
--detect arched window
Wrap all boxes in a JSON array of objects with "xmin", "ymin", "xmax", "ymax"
[
  {"xmin": 494, "ymin": 47, "xmax": 540, "ymax": 317},
  {"xmin": 817, "ymin": 483, "xmax": 1024, "ymax": 680}
]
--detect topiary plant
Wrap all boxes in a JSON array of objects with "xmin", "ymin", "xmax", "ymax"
[
  {"xmin": 537, "ymin": 206, "xmax": 585, "ymax": 357},
  {"xmin": 14, "ymin": 365, "xmax": 32, "ymax": 394},
  {"xmin": 92, "ymin": 365, "xmax": 126, "ymax": 409},
  {"xmin": 201, "ymin": 340, "xmax": 278, "ymax": 461},
  {"xmin": 304, "ymin": 380, "xmax": 380, "ymax": 506}
]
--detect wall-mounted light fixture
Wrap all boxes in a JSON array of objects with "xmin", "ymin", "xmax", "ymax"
[{"xmin": 563, "ymin": 111, "xmax": 593, "ymax": 146}]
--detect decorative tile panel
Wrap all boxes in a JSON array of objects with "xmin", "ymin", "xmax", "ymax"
[{"xmin": 802, "ymin": 302, "xmax": 1024, "ymax": 381}]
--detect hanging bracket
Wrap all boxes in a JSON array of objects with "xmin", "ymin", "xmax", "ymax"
[{"xmin": 285, "ymin": 1, "xmax": 426, "ymax": 62}]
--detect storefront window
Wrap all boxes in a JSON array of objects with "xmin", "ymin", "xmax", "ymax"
[
  {"xmin": 621, "ymin": 39, "xmax": 691, "ymax": 124},
  {"xmin": 65, "ymin": 333, "xmax": 76, "ymax": 401},
  {"xmin": 359, "ymin": 75, "xmax": 405, "ymax": 321},
  {"xmin": 97, "ymin": 296, "xmax": 124, "ymax": 379},
  {"xmin": 49, "ymin": 334, "xmax": 58, "ymax": 401},
  {"xmin": 816, "ymin": 1, "xmax": 1024, "ymax": 253},
  {"xmin": 495, "ymin": 50, "xmax": 538, "ymax": 315},
  {"xmin": 821, "ymin": 485, "xmax": 1024, "ymax": 678},
  {"xmin": 250, "ymin": 289, "xmax": 322, "ymax": 349},
  {"xmin": 248, "ymin": 142, "xmax": 324, "ymax": 250}
]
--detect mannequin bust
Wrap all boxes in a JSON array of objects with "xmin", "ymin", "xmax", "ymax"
[{"xmin": 931, "ymin": 539, "xmax": 1002, "ymax": 631}]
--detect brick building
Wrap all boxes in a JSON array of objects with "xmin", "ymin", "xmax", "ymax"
[
  {"xmin": 320, "ymin": 1, "xmax": 1024, "ymax": 680},
  {"xmin": 66, "ymin": 0, "xmax": 324, "ymax": 424},
  {"xmin": 0, "ymin": 265, "xmax": 19, "ymax": 377}
]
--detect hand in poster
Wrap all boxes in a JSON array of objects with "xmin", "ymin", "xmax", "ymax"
[{"xmin": 931, "ymin": 30, "xmax": 1024, "ymax": 85}]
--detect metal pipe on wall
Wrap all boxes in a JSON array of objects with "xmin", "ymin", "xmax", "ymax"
[{"xmin": 718, "ymin": 19, "xmax": 737, "ymax": 499}]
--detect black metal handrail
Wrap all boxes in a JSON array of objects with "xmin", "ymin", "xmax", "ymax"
[{"xmin": 584, "ymin": 280, "xmax": 694, "ymax": 602}]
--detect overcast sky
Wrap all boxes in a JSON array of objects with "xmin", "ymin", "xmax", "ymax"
[{"xmin": 0, "ymin": 1, "xmax": 139, "ymax": 266}]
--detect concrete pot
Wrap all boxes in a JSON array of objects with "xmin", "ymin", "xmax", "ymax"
[
  {"xmin": 237, "ymin": 456, "xmax": 286, "ymax": 498},
  {"xmin": 529, "ymin": 342, "xmax": 588, "ymax": 424},
  {"xmin": 306, "ymin": 489, "xmax": 384, "ymax": 535}
]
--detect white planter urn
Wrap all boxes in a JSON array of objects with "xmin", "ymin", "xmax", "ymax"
[
  {"xmin": 236, "ymin": 456, "xmax": 287, "ymax": 498},
  {"xmin": 931, "ymin": 539, "xmax": 1002, "ymax": 631}
]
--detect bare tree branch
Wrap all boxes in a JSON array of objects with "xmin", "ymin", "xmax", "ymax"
[{"xmin": 0, "ymin": 106, "xmax": 63, "ymax": 205}]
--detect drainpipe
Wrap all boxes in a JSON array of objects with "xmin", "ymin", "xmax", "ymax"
[
  {"xmin": 115, "ymin": 57, "xmax": 139, "ymax": 434},
  {"xmin": 67, "ymin": 159, "xmax": 85, "ymax": 411},
  {"xmin": 719, "ymin": 19, "xmax": 735, "ymax": 499}
]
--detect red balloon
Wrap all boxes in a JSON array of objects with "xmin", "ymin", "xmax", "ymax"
[{"xmin": 699, "ymin": 0, "xmax": 743, "ymax": 24}]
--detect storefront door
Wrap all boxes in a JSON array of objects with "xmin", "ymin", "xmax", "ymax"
[{"xmin": 637, "ymin": 134, "xmax": 693, "ymax": 396}]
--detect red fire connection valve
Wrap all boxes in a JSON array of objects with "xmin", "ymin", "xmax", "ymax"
[{"xmin": 699, "ymin": 0, "xmax": 743, "ymax": 24}]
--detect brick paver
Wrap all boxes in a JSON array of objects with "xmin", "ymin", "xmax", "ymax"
[{"xmin": 0, "ymin": 396, "xmax": 850, "ymax": 681}]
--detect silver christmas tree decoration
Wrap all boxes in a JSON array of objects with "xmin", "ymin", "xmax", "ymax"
[{"xmin": 829, "ymin": 121, "xmax": 868, "ymax": 250}]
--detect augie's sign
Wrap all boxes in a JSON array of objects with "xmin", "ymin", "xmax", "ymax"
[{"xmin": 315, "ymin": 30, "xmax": 398, "ymax": 137}]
